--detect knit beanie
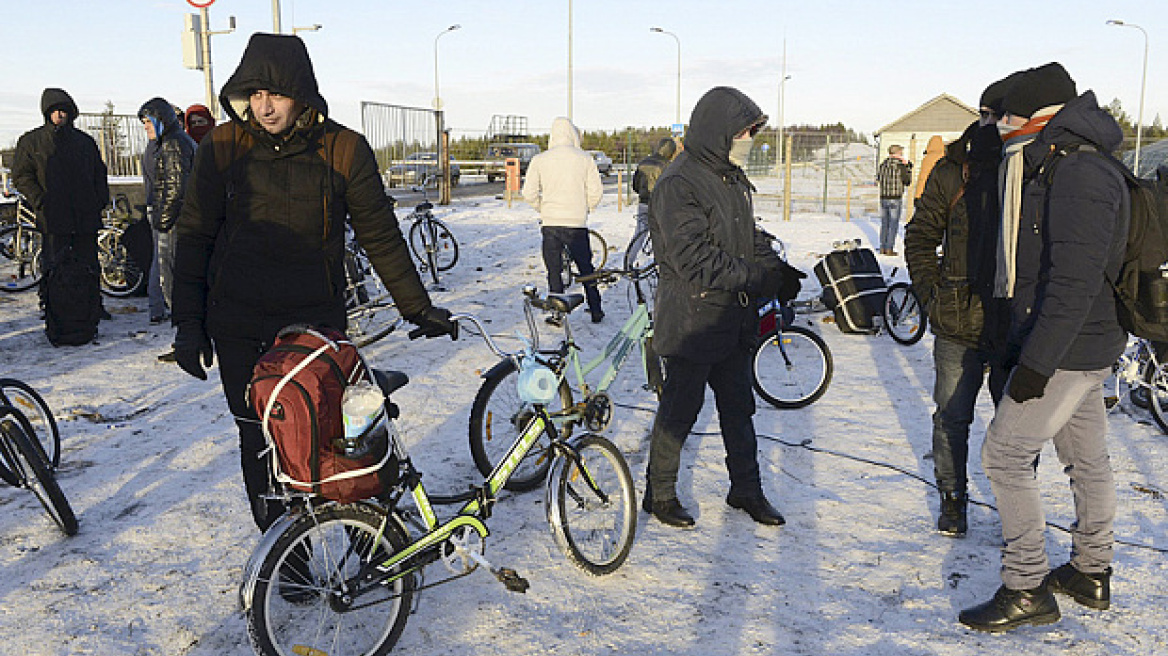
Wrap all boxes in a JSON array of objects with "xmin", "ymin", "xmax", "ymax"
[
  {"xmin": 979, "ymin": 71, "xmax": 1024, "ymax": 114},
  {"xmin": 1000, "ymin": 63, "xmax": 1076, "ymax": 118}
]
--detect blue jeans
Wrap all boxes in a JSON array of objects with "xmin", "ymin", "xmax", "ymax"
[
  {"xmin": 879, "ymin": 198, "xmax": 902, "ymax": 251},
  {"xmin": 982, "ymin": 367, "xmax": 1115, "ymax": 589},
  {"xmin": 148, "ymin": 229, "xmax": 174, "ymax": 319},
  {"xmin": 931, "ymin": 336, "xmax": 1008, "ymax": 493}
]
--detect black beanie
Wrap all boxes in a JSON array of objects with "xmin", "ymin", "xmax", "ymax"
[
  {"xmin": 979, "ymin": 71, "xmax": 1024, "ymax": 114},
  {"xmin": 1000, "ymin": 62, "xmax": 1076, "ymax": 118}
]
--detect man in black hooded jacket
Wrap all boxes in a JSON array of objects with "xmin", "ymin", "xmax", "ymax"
[
  {"xmin": 643, "ymin": 86, "xmax": 801, "ymax": 529},
  {"xmin": 12, "ymin": 87, "xmax": 109, "ymax": 325},
  {"xmin": 171, "ymin": 33, "xmax": 454, "ymax": 530}
]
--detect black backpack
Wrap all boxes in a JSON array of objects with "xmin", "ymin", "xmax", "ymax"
[{"xmin": 40, "ymin": 246, "xmax": 101, "ymax": 346}]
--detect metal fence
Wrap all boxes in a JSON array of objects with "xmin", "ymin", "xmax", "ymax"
[
  {"xmin": 748, "ymin": 132, "xmax": 879, "ymax": 220},
  {"xmin": 76, "ymin": 113, "xmax": 149, "ymax": 178},
  {"xmin": 360, "ymin": 101, "xmax": 441, "ymax": 190}
]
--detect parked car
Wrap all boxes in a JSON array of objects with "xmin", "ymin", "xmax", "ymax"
[
  {"xmin": 385, "ymin": 152, "xmax": 460, "ymax": 188},
  {"xmin": 589, "ymin": 150, "xmax": 613, "ymax": 176},
  {"xmin": 485, "ymin": 142, "xmax": 541, "ymax": 183}
]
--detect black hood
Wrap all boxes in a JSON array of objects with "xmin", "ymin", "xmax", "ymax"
[
  {"xmin": 40, "ymin": 88, "xmax": 78, "ymax": 124},
  {"xmin": 1037, "ymin": 90, "xmax": 1123, "ymax": 153},
  {"xmin": 654, "ymin": 137, "xmax": 677, "ymax": 159},
  {"xmin": 684, "ymin": 86, "xmax": 766, "ymax": 174},
  {"xmin": 137, "ymin": 97, "xmax": 183, "ymax": 139},
  {"xmin": 219, "ymin": 33, "xmax": 328, "ymax": 125}
]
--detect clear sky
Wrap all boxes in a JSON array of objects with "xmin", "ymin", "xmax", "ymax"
[{"xmin": 0, "ymin": 0, "xmax": 1164, "ymax": 149}]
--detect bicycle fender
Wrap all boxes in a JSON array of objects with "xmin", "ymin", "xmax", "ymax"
[
  {"xmin": 238, "ymin": 510, "xmax": 300, "ymax": 612},
  {"xmin": 481, "ymin": 357, "xmax": 516, "ymax": 380}
]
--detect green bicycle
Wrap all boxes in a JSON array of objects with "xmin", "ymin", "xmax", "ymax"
[
  {"xmin": 469, "ymin": 266, "xmax": 663, "ymax": 492},
  {"xmin": 239, "ymin": 314, "xmax": 637, "ymax": 656}
]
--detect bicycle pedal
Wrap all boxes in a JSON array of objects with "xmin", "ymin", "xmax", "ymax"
[{"xmin": 494, "ymin": 567, "xmax": 530, "ymax": 593}]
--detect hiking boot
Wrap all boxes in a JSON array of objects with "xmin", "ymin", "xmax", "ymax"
[
  {"xmin": 545, "ymin": 314, "xmax": 563, "ymax": 327},
  {"xmin": 100, "ymin": 307, "xmax": 113, "ymax": 321},
  {"xmin": 157, "ymin": 350, "xmax": 177, "ymax": 363},
  {"xmin": 590, "ymin": 310, "xmax": 605, "ymax": 324},
  {"xmin": 1045, "ymin": 562, "xmax": 1111, "ymax": 610},
  {"xmin": 726, "ymin": 492, "xmax": 785, "ymax": 526},
  {"xmin": 642, "ymin": 489, "xmax": 695, "ymax": 528},
  {"xmin": 937, "ymin": 490, "xmax": 967, "ymax": 537},
  {"xmin": 149, "ymin": 313, "xmax": 169, "ymax": 325},
  {"xmin": 958, "ymin": 583, "xmax": 1060, "ymax": 633}
]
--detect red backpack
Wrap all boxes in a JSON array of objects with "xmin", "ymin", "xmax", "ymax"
[{"xmin": 247, "ymin": 325, "xmax": 395, "ymax": 503}]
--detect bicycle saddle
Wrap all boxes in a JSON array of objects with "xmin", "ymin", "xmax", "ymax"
[
  {"xmin": 372, "ymin": 369, "xmax": 409, "ymax": 396},
  {"xmin": 537, "ymin": 293, "xmax": 585, "ymax": 314}
]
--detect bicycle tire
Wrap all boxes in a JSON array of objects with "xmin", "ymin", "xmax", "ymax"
[
  {"xmin": 1144, "ymin": 360, "xmax": 1168, "ymax": 434},
  {"xmin": 344, "ymin": 249, "xmax": 401, "ymax": 348},
  {"xmin": 0, "ymin": 224, "xmax": 43, "ymax": 292},
  {"xmin": 883, "ymin": 282, "xmax": 927, "ymax": 346},
  {"xmin": 0, "ymin": 378, "xmax": 60, "ymax": 469},
  {"xmin": 623, "ymin": 228, "xmax": 652, "ymax": 273},
  {"xmin": 752, "ymin": 325, "xmax": 833, "ymax": 409},
  {"xmin": 98, "ymin": 229, "xmax": 146, "ymax": 297},
  {"xmin": 545, "ymin": 433, "xmax": 636, "ymax": 575},
  {"xmin": 469, "ymin": 359, "xmax": 573, "ymax": 491},
  {"xmin": 247, "ymin": 503, "xmax": 414, "ymax": 656},
  {"xmin": 407, "ymin": 219, "xmax": 441, "ymax": 287},
  {"xmin": 428, "ymin": 217, "xmax": 459, "ymax": 271},
  {"xmin": 588, "ymin": 229, "xmax": 608, "ymax": 270},
  {"xmin": 1, "ymin": 416, "xmax": 78, "ymax": 536}
]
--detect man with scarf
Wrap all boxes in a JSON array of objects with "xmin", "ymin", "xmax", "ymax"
[
  {"xmin": 642, "ymin": 86, "xmax": 802, "ymax": 529},
  {"xmin": 904, "ymin": 78, "xmax": 1014, "ymax": 538},
  {"xmin": 171, "ymin": 34, "xmax": 455, "ymax": 531},
  {"xmin": 959, "ymin": 63, "xmax": 1127, "ymax": 632}
]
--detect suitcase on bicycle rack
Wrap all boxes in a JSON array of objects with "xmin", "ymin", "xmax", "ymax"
[{"xmin": 814, "ymin": 246, "xmax": 886, "ymax": 334}]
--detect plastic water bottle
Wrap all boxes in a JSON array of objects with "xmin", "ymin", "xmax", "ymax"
[{"xmin": 340, "ymin": 381, "xmax": 384, "ymax": 456}]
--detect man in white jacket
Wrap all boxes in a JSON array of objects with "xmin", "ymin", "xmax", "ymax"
[{"xmin": 522, "ymin": 116, "xmax": 605, "ymax": 323}]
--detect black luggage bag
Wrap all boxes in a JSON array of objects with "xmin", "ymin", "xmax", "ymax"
[
  {"xmin": 815, "ymin": 246, "xmax": 886, "ymax": 334},
  {"xmin": 40, "ymin": 245, "xmax": 102, "ymax": 346}
]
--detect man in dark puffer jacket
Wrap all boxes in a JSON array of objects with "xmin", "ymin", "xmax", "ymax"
[
  {"xmin": 643, "ymin": 86, "xmax": 801, "ymax": 529},
  {"xmin": 171, "ymin": 33, "xmax": 454, "ymax": 531},
  {"xmin": 904, "ymin": 77, "xmax": 1014, "ymax": 538}
]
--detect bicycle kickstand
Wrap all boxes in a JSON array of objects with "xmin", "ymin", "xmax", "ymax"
[{"xmin": 460, "ymin": 547, "xmax": 530, "ymax": 593}]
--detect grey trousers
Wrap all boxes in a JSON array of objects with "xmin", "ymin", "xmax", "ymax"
[
  {"xmin": 147, "ymin": 229, "xmax": 174, "ymax": 319},
  {"xmin": 981, "ymin": 367, "xmax": 1115, "ymax": 590}
]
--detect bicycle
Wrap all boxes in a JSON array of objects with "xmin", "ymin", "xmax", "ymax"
[
  {"xmin": 238, "ymin": 315, "xmax": 637, "ymax": 656},
  {"xmin": 752, "ymin": 297, "xmax": 833, "ymax": 409},
  {"xmin": 558, "ymin": 228, "xmax": 608, "ymax": 289},
  {"xmin": 0, "ymin": 378, "xmax": 61, "ymax": 469},
  {"xmin": 469, "ymin": 266, "xmax": 662, "ymax": 491},
  {"xmin": 1106, "ymin": 337, "xmax": 1168, "ymax": 434},
  {"xmin": 0, "ymin": 388, "xmax": 77, "ymax": 536},
  {"xmin": 97, "ymin": 196, "xmax": 149, "ymax": 297},
  {"xmin": 622, "ymin": 225, "xmax": 656, "ymax": 302},
  {"xmin": 0, "ymin": 194, "xmax": 43, "ymax": 292},
  {"xmin": 403, "ymin": 179, "xmax": 459, "ymax": 288},
  {"xmin": 343, "ymin": 226, "xmax": 403, "ymax": 348},
  {"xmin": 882, "ymin": 273, "xmax": 927, "ymax": 346}
]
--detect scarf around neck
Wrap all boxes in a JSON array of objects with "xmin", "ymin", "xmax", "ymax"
[{"xmin": 993, "ymin": 105, "xmax": 1062, "ymax": 298}]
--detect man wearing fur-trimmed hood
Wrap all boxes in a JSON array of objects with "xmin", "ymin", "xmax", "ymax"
[{"xmin": 172, "ymin": 33, "xmax": 455, "ymax": 530}]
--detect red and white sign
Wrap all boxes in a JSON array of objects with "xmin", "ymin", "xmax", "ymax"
[{"xmin": 187, "ymin": 0, "xmax": 215, "ymax": 8}]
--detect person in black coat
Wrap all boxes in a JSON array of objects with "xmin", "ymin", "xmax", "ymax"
[
  {"xmin": 643, "ymin": 86, "xmax": 800, "ymax": 529},
  {"xmin": 171, "ymin": 33, "xmax": 454, "ymax": 531},
  {"xmin": 138, "ymin": 97, "xmax": 196, "ymax": 336},
  {"xmin": 12, "ymin": 87, "xmax": 109, "ymax": 322}
]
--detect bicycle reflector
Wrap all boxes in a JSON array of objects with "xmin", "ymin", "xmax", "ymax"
[{"xmin": 517, "ymin": 361, "xmax": 559, "ymax": 404}]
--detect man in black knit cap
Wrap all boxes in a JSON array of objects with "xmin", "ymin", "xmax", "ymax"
[{"xmin": 959, "ymin": 62, "xmax": 1128, "ymax": 633}]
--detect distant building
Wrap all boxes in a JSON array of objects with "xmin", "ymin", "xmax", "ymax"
[
  {"xmin": 1121, "ymin": 137, "xmax": 1168, "ymax": 179},
  {"xmin": 874, "ymin": 93, "xmax": 978, "ymax": 190}
]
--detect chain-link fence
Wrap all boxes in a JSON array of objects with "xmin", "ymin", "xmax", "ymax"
[
  {"xmin": 360, "ymin": 102, "xmax": 442, "ymax": 191},
  {"xmin": 747, "ymin": 131, "xmax": 878, "ymax": 220},
  {"xmin": 76, "ymin": 113, "xmax": 149, "ymax": 178}
]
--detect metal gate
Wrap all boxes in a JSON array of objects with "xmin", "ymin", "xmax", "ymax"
[
  {"xmin": 76, "ymin": 113, "xmax": 149, "ymax": 178},
  {"xmin": 360, "ymin": 101, "xmax": 452, "ymax": 202}
]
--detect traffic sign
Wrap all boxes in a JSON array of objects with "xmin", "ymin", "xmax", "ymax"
[{"xmin": 187, "ymin": 0, "xmax": 215, "ymax": 7}]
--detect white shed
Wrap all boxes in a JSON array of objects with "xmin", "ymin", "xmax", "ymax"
[{"xmin": 874, "ymin": 93, "xmax": 979, "ymax": 191}]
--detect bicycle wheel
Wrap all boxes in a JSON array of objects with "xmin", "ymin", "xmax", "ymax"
[
  {"xmin": 0, "ymin": 379, "xmax": 60, "ymax": 468},
  {"xmin": 469, "ymin": 358, "xmax": 573, "ymax": 491},
  {"xmin": 546, "ymin": 433, "xmax": 636, "ymax": 575},
  {"xmin": 407, "ymin": 220, "xmax": 440, "ymax": 287},
  {"xmin": 0, "ymin": 225, "xmax": 43, "ymax": 292},
  {"xmin": 588, "ymin": 229, "xmax": 608, "ymax": 270},
  {"xmin": 344, "ymin": 250, "xmax": 401, "ymax": 348},
  {"xmin": 428, "ymin": 218, "xmax": 459, "ymax": 271},
  {"xmin": 1144, "ymin": 360, "xmax": 1168, "ymax": 434},
  {"xmin": 623, "ymin": 228, "xmax": 652, "ymax": 273},
  {"xmin": 1, "ymin": 415, "xmax": 78, "ymax": 536},
  {"xmin": 98, "ymin": 230, "xmax": 146, "ymax": 297},
  {"xmin": 883, "ymin": 282, "xmax": 927, "ymax": 345},
  {"xmin": 752, "ymin": 325, "xmax": 833, "ymax": 409},
  {"xmin": 247, "ymin": 503, "xmax": 414, "ymax": 656}
]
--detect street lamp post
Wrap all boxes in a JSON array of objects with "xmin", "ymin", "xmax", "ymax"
[
  {"xmin": 1107, "ymin": 19, "xmax": 1149, "ymax": 176},
  {"xmin": 292, "ymin": 23, "xmax": 322, "ymax": 35},
  {"xmin": 650, "ymin": 27, "xmax": 681, "ymax": 125},
  {"xmin": 777, "ymin": 74, "xmax": 791, "ymax": 174},
  {"xmin": 433, "ymin": 24, "xmax": 461, "ymax": 111}
]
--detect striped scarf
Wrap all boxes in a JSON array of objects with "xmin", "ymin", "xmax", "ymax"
[{"xmin": 993, "ymin": 105, "xmax": 1062, "ymax": 298}]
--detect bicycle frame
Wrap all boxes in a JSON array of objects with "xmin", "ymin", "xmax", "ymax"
[{"xmin": 563, "ymin": 302, "xmax": 652, "ymax": 399}]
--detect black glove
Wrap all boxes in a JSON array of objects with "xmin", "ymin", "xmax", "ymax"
[
  {"xmin": 758, "ymin": 267, "xmax": 784, "ymax": 299},
  {"xmin": 408, "ymin": 306, "xmax": 458, "ymax": 340},
  {"xmin": 174, "ymin": 322, "xmax": 214, "ymax": 380},
  {"xmin": 777, "ymin": 260, "xmax": 807, "ymax": 303},
  {"xmin": 1008, "ymin": 364, "xmax": 1048, "ymax": 404}
]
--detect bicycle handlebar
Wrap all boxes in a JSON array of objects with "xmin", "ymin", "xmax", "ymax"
[{"xmin": 576, "ymin": 264, "xmax": 656, "ymax": 285}]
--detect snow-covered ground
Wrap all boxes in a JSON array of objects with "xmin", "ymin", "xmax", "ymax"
[{"xmin": 1, "ymin": 179, "xmax": 1165, "ymax": 656}]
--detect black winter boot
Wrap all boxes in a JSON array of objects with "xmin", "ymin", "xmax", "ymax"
[
  {"xmin": 642, "ymin": 487, "xmax": 695, "ymax": 528},
  {"xmin": 959, "ymin": 583, "xmax": 1060, "ymax": 633},
  {"xmin": 937, "ymin": 490, "xmax": 968, "ymax": 537},
  {"xmin": 1046, "ymin": 562, "xmax": 1111, "ymax": 610}
]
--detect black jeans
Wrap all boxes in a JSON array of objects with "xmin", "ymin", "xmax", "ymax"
[
  {"xmin": 214, "ymin": 336, "xmax": 286, "ymax": 531},
  {"xmin": 646, "ymin": 347, "xmax": 762, "ymax": 502},
  {"xmin": 931, "ymin": 336, "xmax": 1008, "ymax": 493},
  {"xmin": 540, "ymin": 226, "xmax": 602, "ymax": 315}
]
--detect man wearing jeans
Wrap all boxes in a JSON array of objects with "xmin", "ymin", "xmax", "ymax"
[
  {"xmin": 876, "ymin": 145, "xmax": 912, "ymax": 255},
  {"xmin": 959, "ymin": 62, "xmax": 1127, "ymax": 633}
]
